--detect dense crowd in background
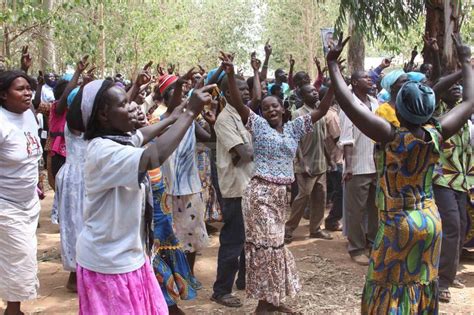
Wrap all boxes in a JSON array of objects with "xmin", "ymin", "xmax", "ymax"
[{"xmin": 0, "ymin": 30, "xmax": 473, "ymax": 315}]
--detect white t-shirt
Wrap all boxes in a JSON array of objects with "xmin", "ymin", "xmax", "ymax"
[
  {"xmin": 76, "ymin": 133, "xmax": 147, "ymax": 274},
  {"xmin": 0, "ymin": 107, "xmax": 42, "ymax": 203}
]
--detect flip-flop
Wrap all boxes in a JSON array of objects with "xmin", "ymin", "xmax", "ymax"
[
  {"xmin": 452, "ymin": 278, "xmax": 465, "ymax": 289},
  {"xmin": 439, "ymin": 288, "xmax": 451, "ymax": 303},
  {"xmin": 211, "ymin": 294, "xmax": 243, "ymax": 308}
]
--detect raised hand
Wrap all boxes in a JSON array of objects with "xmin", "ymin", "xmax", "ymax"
[
  {"xmin": 251, "ymin": 54, "xmax": 262, "ymax": 71},
  {"xmin": 187, "ymin": 84, "xmax": 217, "ymax": 117},
  {"xmin": 82, "ymin": 66, "xmax": 96, "ymax": 86},
  {"xmin": 198, "ymin": 64, "xmax": 206, "ymax": 75},
  {"xmin": 219, "ymin": 50, "xmax": 235, "ymax": 62},
  {"xmin": 381, "ymin": 57, "xmax": 391, "ymax": 68},
  {"xmin": 157, "ymin": 64, "xmax": 165, "ymax": 76},
  {"xmin": 313, "ymin": 56, "xmax": 322, "ymax": 69},
  {"xmin": 326, "ymin": 32, "xmax": 350, "ymax": 63},
  {"xmin": 220, "ymin": 51, "xmax": 235, "ymax": 74},
  {"xmin": 177, "ymin": 67, "xmax": 196, "ymax": 85},
  {"xmin": 20, "ymin": 45, "xmax": 32, "ymax": 72},
  {"xmin": 76, "ymin": 55, "xmax": 89, "ymax": 73},
  {"xmin": 167, "ymin": 63, "xmax": 175, "ymax": 75},
  {"xmin": 264, "ymin": 39, "xmax": 272, "ymax": 56},
  {"xmin": 289, "ymin": 54, "xmax": 295, "ymax": 67},
  {"xmin": 411, "ymin": 46, "xmax": 418, "ymax": 59},
  {"xmin": 37, "ymin": 70, "xmax": 45, "ymax": 85},
  {"xmin": 136, "ymin": 61, "xmax": 152, "ymax": 86},
  {"xmin": 452, "ymin": 33, "xmax": 471, "ymax": 61}
]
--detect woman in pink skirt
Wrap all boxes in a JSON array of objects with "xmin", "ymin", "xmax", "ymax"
[{"xmin": 68, "ymin": 71, "xmax": 215, "ymax": 314}]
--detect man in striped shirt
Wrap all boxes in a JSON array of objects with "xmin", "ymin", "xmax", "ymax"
[{"xmin": 339, "ymin": 71, "xmax": 379, "ymax": 266}]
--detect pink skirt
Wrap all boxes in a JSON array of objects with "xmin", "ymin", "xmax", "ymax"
[{"xmin": 77, "ymin": 260, "xmax": 168, "ymax": 315}]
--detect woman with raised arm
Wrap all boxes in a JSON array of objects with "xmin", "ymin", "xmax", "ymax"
[
  {"xmin": 326, "ymin": 33, "xmax": 473, "ymax": 314},
  {"xmin": 220, "ymin": 52, "xmax": 333, "ymax": 314}
]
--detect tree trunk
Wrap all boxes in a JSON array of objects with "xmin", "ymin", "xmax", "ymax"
[
  {"xmin": 424, "ymin": 0, "xmax": 461, "ymax": 73},
  {"xmin": 40, "ymin": 0, "xmax": 56, "ymax": 72},
  {"xmin": 98, "ymin": 3, "xmax": 106, "ymax": 78},
  {"xmin": 347, "ymin": 14, "xmax": 365, "ymax": 74}
]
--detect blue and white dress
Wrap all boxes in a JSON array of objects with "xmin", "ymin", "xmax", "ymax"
[{"xmin": 53, "ymin": 124, "xmax": 87, "ymax": 271}]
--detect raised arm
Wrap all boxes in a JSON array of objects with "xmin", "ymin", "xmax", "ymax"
[
  {"xmin": 326, "ymin": 33, "xmax": 393, "ymax": 143},
  {"xmin": 432, "ymin": 70, "xmax": 462, "ymax": 98},
  {"xmin": 138, "ymin": 100, "xmax": 186, "ymax": 145},
  {"xmin": 310, "ymin": 86, "xmax": 334, "ymax": 123},
  {"xmin": 127, "ymin": 61, "xmax": 152, "ymax": 103},
  {"xmin": 248, "ymin": 53, "xmax": 262, "ymax": 112},
  {"xmin": 20, "ymin": 45, "xmax": 32, "ymax": 74},
  {"xmin": 313, "ymin": 56, "xmax": 324, "ymax": 91},
  {"xmin": 139, "ymin": 85, "xmax": 215, "ymax": 171},
  {"xmin": 221, "ymin": 52, "xmax": 250, "ymax": 124},
  {"xmin": 288, "ymin": 55, "xmax": 295, "ymax": 89},
  {"xmin": 424, "ymin": 35, "xmax": 441, "ymax": 84},
  {"xmin": 32, "ymin": 71, "xmax": 44, "ymax": 109},
  {"xmin": 438, "ymin": 34, "xmax": 474, "ymax": 140},
  {"xmin": 56, "ymin": 55, "xmax": 90, "ymax": 115},
  {"xmin": 260, "ymin": 39, "xmax": 272, "ymax": 81},
  {"xmin": 167, "ymin": 67, "xmax": 196, "ymax": 114}
]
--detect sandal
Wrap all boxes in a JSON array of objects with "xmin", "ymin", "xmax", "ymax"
[
  {"xmin": 452, "ymin": 278, "xmax": 465, "ymax": 289},
  {"xmin": 211, "ymin": 294, "xmax": 243, "ymax": 308},
  {"xmin": 439, "ymin": 288, "xmax": 451, "ymax": 303}
]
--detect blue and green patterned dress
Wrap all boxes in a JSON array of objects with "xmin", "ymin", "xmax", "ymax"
[{"xmin": 362, "ymin": 125, "xmax": 443, "ymax": 314}]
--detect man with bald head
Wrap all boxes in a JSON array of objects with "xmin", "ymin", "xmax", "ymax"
[{"xmin": 338, "ymin": 70, "xmax": 379, "ymax": 266}]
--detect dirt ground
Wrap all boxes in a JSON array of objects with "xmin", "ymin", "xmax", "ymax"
[{"xmin": 1, "ymin": 192, "xmax": 474, "ymax": 314}]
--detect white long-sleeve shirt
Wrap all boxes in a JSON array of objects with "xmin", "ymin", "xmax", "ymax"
[{"xmin": 338, "ymin": 94, "xmax": 378, "ymax": 175}]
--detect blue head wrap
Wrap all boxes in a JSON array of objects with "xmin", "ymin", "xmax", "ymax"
[
  {"xmin": 62, "ymin": 73, "xmax": 73, "ymax": 82},
  {"xmin": 205, "ymin": 67, "xmax": 226, "ymax": 85},
  {"xmin": 407, "ymin": 72, "xmax": 426, "ymax": 83},
  {"xmin": 381, "ymin": 70, "xmax": 406, "ymax": 95},
  {"xmin": 67, "ymin": 87, "xmax": 80, "ymax": 108},
  {"xmin": 377, "ymin": 89, "xmax": 390, "ymax": 103},
  {"xmin": 395, "ymin": 81, "xmax": 435, "ymax": 125}
]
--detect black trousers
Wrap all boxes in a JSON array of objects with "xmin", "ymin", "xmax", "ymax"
[
  {"xmin": 212, "ymin": 197, "xmax": 246, "ymax": 297},
  {"xmin": 434, "ymin": 185, "xmax": 467, "ymax": 289},
  {"xmin": 325, "ymin": 164, "xmax": 343, "ymax": 227}
]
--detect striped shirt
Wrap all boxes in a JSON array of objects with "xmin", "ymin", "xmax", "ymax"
[{"xmin": 338, "ymin": 94, "xmax": 378, "ymax": 175}]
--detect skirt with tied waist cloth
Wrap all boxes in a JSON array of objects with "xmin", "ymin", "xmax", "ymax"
[
  {"xmin": 0, "ymin": 197, "xmax": 40, "ymax": 302},
  {"xmin": 242, "ymin": 177, "xmax": 301, "ymax": 306}
]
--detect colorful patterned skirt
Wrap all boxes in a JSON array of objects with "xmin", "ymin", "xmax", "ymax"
[
  {"xmin": 242, "ymin": 177, "xmax": 301, "ymax": 306},
  {"xmin": 362, "ymin": 203, "xmax": 442, "ymax": 314},
  {"xmin": 151, "ymin": 182, "xmax": 197, "ymax": 306},
  {"xmin": 196, "ymin": 143, "xmax": 222, "ymax": 222}
]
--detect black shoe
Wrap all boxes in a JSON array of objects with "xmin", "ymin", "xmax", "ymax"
[
  {"xmin": 236, "ymin": 282, "xmax": 245, "ymax": 290},
  {"xmin": 325, "ymin": 222, "xmax": 342, "ymax": 231}
]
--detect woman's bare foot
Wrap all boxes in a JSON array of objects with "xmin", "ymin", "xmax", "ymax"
[
  {"xmin": 168, "ymin": 304, "xmax": 186, "ymax": 315},
  {"xmin": 4, "ymin": 302, "xmax": 23, "ymax": 315},
  {"xmin": 255, "ymin": 300, "xmax": 299, "ymax": 314},
  {"xmin": 66, "ymin": 272, "xmax": 77, "ymax": 293}
]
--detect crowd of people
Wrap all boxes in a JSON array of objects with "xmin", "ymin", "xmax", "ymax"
[{"xmin": 0, "ymin": 30, "xmax": 473, "ymax": 315}]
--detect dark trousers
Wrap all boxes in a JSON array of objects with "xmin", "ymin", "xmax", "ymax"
[
  {"xmin": 325, "ymin": 164, "xmax": 343, "ymax": 227},
  {"xmin": 212, "ymin": 197, "xmax": 246, "ymax": 297},
  {"xmin": 434, "ymin": 185, "xmax": 467, "ymax": 289}
]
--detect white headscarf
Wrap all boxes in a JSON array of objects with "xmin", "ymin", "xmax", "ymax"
[{"xmin": 81, "ymin": 80, "xmax": 105, "ymax": 130}]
